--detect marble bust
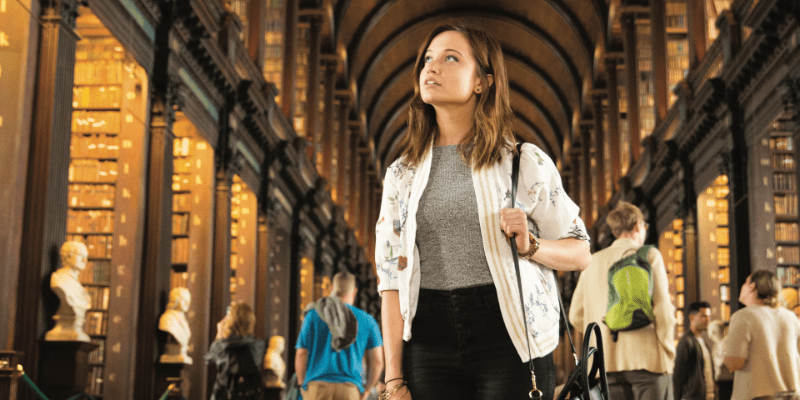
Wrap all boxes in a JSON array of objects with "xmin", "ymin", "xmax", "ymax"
[
  {"xmin": 264, "ymin": 335, "xmax": 286, "ymax": 388},
  {"xmin": 159, "ymin": 287, "xmax": 193, "ymax": 364},
  {"xmin": 45, "ymin": 241, "xmax": 91, "ymax": 342}
]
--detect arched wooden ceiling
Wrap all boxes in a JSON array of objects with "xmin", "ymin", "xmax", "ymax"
[{"xmin": 329, "ymin": 0, "xmax": 608, "ymax": 171}]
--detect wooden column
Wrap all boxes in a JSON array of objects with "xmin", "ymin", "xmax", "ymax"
[
  {"xmin": 570, "ymin": 146, "xmax": 582, "ymax": 214},
  {"xmin": 605, "ymin": 56, "xmax": 622, "ymax": 190},
  {"xmin": 687, "ymin": 0, "xmax": 707, "ymax": 68},
  {"xmin": 134, "ymin": 3, "xmax": 176, "ymax": 397},
  {"xmin": 134, "ymin": 89, "xmax": 177, "ymax": 400},
  {"xmin": 247, "ymin": 0, "xmax": 267, "ymax": 69},
  {"xmin": 334, "ymin": 94, "xmax": 352, "ymax": 205},
  {"xmin": 581, "ymin": 126, "xmax": 593, "ymax": 227},
  {"xmin": 680, "ymin": 156, "xmax": 698, "ymax": 325},
  {"xmin": 592, "ymin": 94, "xmax": 607, "ymax": 209},
  {"xmin": 650, "ymin": 0, "xmax": 669, "ymax": 123},
  {"xmin": 726, "ymin": 87, "xmax": 751, "ymax": 314},
  {"xmin": 16, "ymin": 1, "xmax": 79, "ymax": 393},
  {"xmin": 304, "ymin": 14, "xmax": 322, "ymax": 166},
  {"xmin": 347, "ymin": 123, "xmax": 361, "ymax": 227},
  {"xmin": 281, "ymin": 0, "xmax": 299, "ymax": 120},
  {"xmin": 621, "ymin": 12, "xmax": 642, "ymax": 162},
  {"xmin": 255, "ymin": 212, "xmax": 270, "ymax": 339},
  {"xmin": 321, "ymin": 57, "xmax": 337, "ymax": 182}
]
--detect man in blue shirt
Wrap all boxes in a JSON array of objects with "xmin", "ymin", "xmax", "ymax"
[{"xmin": 295, "ymin": 271, "xmax": 384, "ymax": 400}]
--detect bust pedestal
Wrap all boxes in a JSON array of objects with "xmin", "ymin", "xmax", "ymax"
[
  {"xmin": 156, "ymin": 361, "xmax": 189, "ymax": 400},
  {"xmin": 264, "ymin": 387, "xmax": 284, "ymax": 400},
  {"xmin": 38, "ymin": 341, "xmax": 98, "ymax": 400},
  {"xmin": 0, "ymin": 351, "xmax": 22, "ymax": 400}
]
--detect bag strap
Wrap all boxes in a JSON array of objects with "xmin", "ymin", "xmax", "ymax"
[{"xmin": 510, "ymin": 143, "xmax": 542, "ymax": 399}]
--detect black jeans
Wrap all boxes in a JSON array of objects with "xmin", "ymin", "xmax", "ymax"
[{"xmin": 403, "ymin": 285, "xmax": 555, "ymax": 400}]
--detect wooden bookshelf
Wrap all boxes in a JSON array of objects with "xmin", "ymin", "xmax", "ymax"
[
  {"xmin": 66, "ymin": 32, "xmax": 148, "ymax": 397},
  {"xmin": 696, "ymin": 175, "xmax": 732, "ymax": 323},
  {"xmin": 660, "ymin": 219, "xmax": 685, "ymax": 342},
  {"xmin": 666, "ymin": 0, "xmax": 689, "ymax": 107},
  {"xmin": 769, "ymin": 122, "xmax": 800, "ymax": 288},
  {"xmin": 635, "ymin": 20, "xmax": 655, "ymax": 141}
]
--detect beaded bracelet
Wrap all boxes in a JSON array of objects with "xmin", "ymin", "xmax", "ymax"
[{"xmin": 379, "ymin": 380, "xmax": 407, "ymax": 400}]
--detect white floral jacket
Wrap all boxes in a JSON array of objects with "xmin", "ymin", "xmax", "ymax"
[{"xmin": 375, "ymin": 142, "xmax": 589, "ymax": 361}]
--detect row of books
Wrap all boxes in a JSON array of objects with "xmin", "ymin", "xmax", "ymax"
[
  {"xmin": 719, "ymin": 267, "xmax": 730, "ymax": 284},
  {"xmin": 88, "ymin": 339, "xmax": 105, "ymax": 364},
  {"xmin": 173, "ymin": 193, "xmax": 192, "ymax": 212},
  {"xmin": 75, "ymin": 60, "xmax": 125, "ymax": 86},
  {"xmin": 720, "ymin": 284, "xmax": 730, "ymax": 302},
  {"xmin": 69, "ymin": 160, "xmax": 118, "ymax": 183},
  {"xmin": 77, "ymin": 259, "xmax": 111, "ymax": 285},
  {"xmin": 73, "ymin": 86, "xmax": 122, "ymax": 109},
  {"xmin": 715, "ymin": 227, "xmax": 730, "ymax": 246},
  {"xmin": 85, "ymin": 310, "xmax": 108, "ymax": 336},
  {"xmin": 68, "ymin": 184, "xmax": 115, "ymax": 208},
  {"xmin": 67, "ymin": 210, "xmax": 115, "ymax": 234},
  {"xmin": 76, "ymin": 38, "xmax": 125, "ymax": 61},
  {"xmin": 172, "ymin": 214, "xmax": 190, "ymax": 236},
  {"xmin": 172, "ymin": 174, "xmax": 192, "ymax": 192},
  {"xmin": 773, "ymin": 173, "xmax": 796, "ymax": 192},
  {"xmin": 777, "ymin": 266, "xmax": 800, "ymax": 286},
  {"xmin": 173, "ymin": 138, "xmax": 193, "ymax": 157},
  {"xmin": 770, "ymin": 136, "xmax": 794, "ymax": 151},
  {"xmin": 172, "ymin": 237, "xmax": 189, "ymax": 264},
  {"xmin": 772, "ymin": 154, "xmax": 795, "ymax": 170},
  {"xmin": 72, "ymin": 112, "xmax": 122, "ymax": 134},
  {"xmin": 170, "ymin": 271, "xmax": 189, "ymax": 290},
  {"xmin": 776, "ymin": 222, "xmax": 800, "ymax": 242},
  {"xmin": 718, "ymin": 247, "xmax": 730, "ymax": 267},
  {"xmin": 86, "ymin": 286, "xmax": 110, "ymax": 310},
  {"xmin": 175, "ymin": 159, "xmax": 193, "ymax": 174},
  {"xmin": 665, "ymin": 3, "xmax": 687, "ymax": 29},
  {"xmin": 776, "ymin": 245, "xmax": 800, "ymax": 265},
  {"xmin": 71, "ymin": 134, "xmax": 120, "ymax": 160},
  {"xmin": 87, "ymin": 365, "xmax": 105, "ymax": 396},
  {"xmin": 774, "ymin": 194, "xmax": 798, "ymax": 217},
  {"xmin": 771, "ymin": 119, "xmax": 796, "ymax": 133},
  {"xmin": 720, "ymin": 302, "xmax": 731, "ymax": 322}
]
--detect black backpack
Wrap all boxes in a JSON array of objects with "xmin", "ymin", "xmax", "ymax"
[{"xmin": 223, "ymin": 344, "xmax": 262, "ymax": 400}]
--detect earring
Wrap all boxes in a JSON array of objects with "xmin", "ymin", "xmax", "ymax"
[{"xmin": 476, "ymin": 88, "xmax": 481, "ymax": 93}]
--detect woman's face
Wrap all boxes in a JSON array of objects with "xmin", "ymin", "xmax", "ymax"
[{"xmin": 419, "ymin": 31, "xmax": 482, "ymax": 107}]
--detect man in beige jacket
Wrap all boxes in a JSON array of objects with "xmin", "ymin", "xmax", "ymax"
[{"xmin": 569, "ymin": 201, "xmax": 676, "ymax": 400}]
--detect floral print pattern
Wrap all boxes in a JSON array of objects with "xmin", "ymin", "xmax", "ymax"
[{"xmin": 374, "ymin": 143, "xmax": 589, "ymax": 361}]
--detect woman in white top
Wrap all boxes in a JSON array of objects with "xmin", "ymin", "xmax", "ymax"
[
  {"xmin": 724, "ymin": 270, "xmax": 800, "ymax": 400},
  {"xmin": 375, "ymin": 24, "xmax": 591, "ymax": 400}
]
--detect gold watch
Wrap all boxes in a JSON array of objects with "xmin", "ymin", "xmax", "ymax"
[{"xmin": 519, "ymin": 232, "xmax": 539, "ymax": 260}]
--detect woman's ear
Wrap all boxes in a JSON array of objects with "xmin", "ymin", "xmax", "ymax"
[{"xmin": 486, "ymin": 74, "xmax": 494, "ymax": 88}]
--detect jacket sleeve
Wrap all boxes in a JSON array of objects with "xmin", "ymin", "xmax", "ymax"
[
  {"xmin": 518, "ymin": 144, "xmax": 588, "ymax": 243},
  {"xmin": 649, "ymin": 247, "xmax": 677, "ymax": 366},
  {"xmin": 673, "ymin": 335, "xmax": 692, "ymax": 400},
  {"xmin": 375, "ymin": 165, "xmax": 402, "ymax": 293}
]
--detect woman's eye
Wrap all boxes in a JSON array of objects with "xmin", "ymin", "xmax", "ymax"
[
  {"xmin": 446, "ymin": 55, "xmax": 458, "ymax": 62},
  {"xmin": 424, "ymin": 56, "xmax": 432, "ymax": 63}
]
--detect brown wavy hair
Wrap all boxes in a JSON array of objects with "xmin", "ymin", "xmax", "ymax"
[
  {"xmin": 398, "ymin": 24, "xmax": 515, "ymax": 169},
  {"xmin": 607, "ymin": 201, "xmax": 644, "ymax": 237},
  {"xmin": 222, "ymin": 302, "xmax": 256, "ymax": 338}
]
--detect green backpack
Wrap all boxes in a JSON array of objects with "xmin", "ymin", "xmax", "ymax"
[{"xmin": 604, "ymin": 245, "xmax": 655, "ymax": 341}]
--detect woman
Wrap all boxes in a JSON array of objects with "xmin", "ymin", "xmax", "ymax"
[
  {"xmin": 205, "ymin": 303, "xmax": 266, "ymax": 400},
  {"xmin": 724, "ymin": 270, "xmax": 800, "ymax": 400},
  {"xmin": 374, "ymin": 24, "xmax": 592, "ymax": 400}
]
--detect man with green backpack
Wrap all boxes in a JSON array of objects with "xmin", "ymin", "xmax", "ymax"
[{"xmin": 570, "ymin": 201, "xmax": 677, "ymax": 400}]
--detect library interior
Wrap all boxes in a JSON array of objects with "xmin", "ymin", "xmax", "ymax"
[{"xmin": 0, "ymin": 0, "xmax": 799, "ymax": 399}]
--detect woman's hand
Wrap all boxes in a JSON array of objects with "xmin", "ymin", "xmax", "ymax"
[
  {"xmin": 382, "ymin": 384, "xmax": 411, "ymax": 400},
  {"xmin": 500, "ymin": 208, "xmax": 531, "ymax": 254}
]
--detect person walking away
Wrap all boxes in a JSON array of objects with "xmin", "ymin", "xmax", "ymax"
[
  {"xmin": 295, "ymin": 271, "xmax": 384, "ymax": 400},
  {"xmin": 569, "ymin": 201, "xmax": 676, "ymax": 400},
  {"xmin": 724, "ymin": 270, "xmax": 800, "ymax": 400},
  {"xmin": 673, "ymin": 301, "xmax": 714, "ymax": 400}
]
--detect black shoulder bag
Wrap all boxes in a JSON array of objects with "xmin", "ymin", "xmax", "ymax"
[{"xmin": 510, "ymin": 143, "xmax": 610, "ymax": 400}]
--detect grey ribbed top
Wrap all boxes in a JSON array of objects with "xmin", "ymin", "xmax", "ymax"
[{"xmin": 416, "ymin": 145, "xmax": 494, "ymax": 290}]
